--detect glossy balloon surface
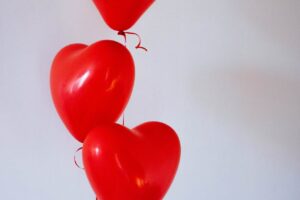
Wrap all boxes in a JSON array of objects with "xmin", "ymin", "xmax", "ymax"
[
  {"xmin": 50, "ymin": 40, "xmax": 135, "ymax": 142},
  {"xmin": 83, "ymin": 122, "xmax": 181, "ymax": 200},
  {"xmin": 93, "ymin": 0, "xmax": 155, "ymax": 31}
]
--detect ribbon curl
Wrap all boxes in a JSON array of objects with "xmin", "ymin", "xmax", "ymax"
[
  {"xmin": 118, "ymin": 31, "xmax": 148, "ymax": 51},
  {"xmin": 73, "ymin": 147, "xmax": 84, "ymax": 170}
]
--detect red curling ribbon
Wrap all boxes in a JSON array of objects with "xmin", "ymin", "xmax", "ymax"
[
  {"xmin": 73, "ymin": 147, "xmax": 84, "ymax": 170},
  {"xmin": 122, "ymin": 113, "xmax": 125, "ymax": 126},
  {"xmin": 118, "ymin": 31, "xmax": 148, "ymax": 51},
  {"xmin": 74, "ymin": 148, "xmax": 98, "ymax": 200}
]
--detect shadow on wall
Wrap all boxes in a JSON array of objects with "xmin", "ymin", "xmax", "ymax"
[
  {"xmin": 236, "ymin": 0, "xmax": 300, "ymax": 52},
  {"xmin": 188, "ymin": 65, "xmax": 300, "ymax": 160}
]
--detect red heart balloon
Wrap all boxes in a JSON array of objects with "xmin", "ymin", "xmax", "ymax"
[
  {"xmin": 93, "ymin": 0, "xmax": 155, "ymax": 31},
  {"xmin": 50, "ymin": 40, "xmax": 135, "ymax": 142},
  {"xmin": 83, "ymin": 122, "xmax": 181, "ymax": 200}
]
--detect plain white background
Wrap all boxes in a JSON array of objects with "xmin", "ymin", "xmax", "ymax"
[{"xmin": 0, "ymin": 0, "xmax": 300, "ymax": 199}]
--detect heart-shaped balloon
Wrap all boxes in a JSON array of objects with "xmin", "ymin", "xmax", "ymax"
[
  {"xmin": 50, "ymin": 40, "xmax": 135, "ymax": 142},
  {"xmin": 83, "ymin": 122, "xmax": 181, "ymax": 200},
  {"xmin": 93, "ymin": 0, "xmax": 155, "ymax": 31}
]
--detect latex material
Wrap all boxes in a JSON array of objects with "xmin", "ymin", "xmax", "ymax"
[
  {"xmin": 83, "ymin": 122, "xmax": 181, "ymax": 200},
  {"xmin": 50, "ymin": 40, "xmax": 135, "ymax": 143},
  {"xmin": 93, "ymin": 0, "xmax": 155, "ymax": 31}
]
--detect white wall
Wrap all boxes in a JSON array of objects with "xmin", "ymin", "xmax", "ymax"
[{"xmin": 0, "ymin": 0, "xmax": 300, "ymax": 199}]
